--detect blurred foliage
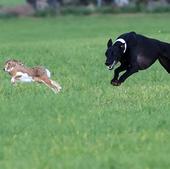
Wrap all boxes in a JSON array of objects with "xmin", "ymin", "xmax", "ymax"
[{"xmin": 0, "ymin": 0, "xmax": 170, "ymax": 17}]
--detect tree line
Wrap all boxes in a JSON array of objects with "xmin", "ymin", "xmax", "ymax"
[{"xmin": 26, "ymin": 0, "xmax": 170, "ymax": 9}]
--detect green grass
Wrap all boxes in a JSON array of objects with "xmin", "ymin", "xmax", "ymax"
[
  {"xmin": 1, "ymin": 14, "xmax": 170, "ymax": 169},
  {"xmin": 0, "ymin": 0, "xmax": 24, "ymax": 7}
]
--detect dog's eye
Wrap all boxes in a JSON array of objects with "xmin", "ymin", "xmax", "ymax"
[{"xmin": 120, "ymin": 45, "xmax": 124, "ymax": 48}]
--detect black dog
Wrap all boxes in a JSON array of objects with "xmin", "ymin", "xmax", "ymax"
[{"xmin": 105, "ymin": 31, "xmax": 170, "ymax": 86}]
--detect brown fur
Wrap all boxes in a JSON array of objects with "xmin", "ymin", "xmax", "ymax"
[{"xmin": 4, "ymin": 59, "xmax": 62, "ymax": 94}]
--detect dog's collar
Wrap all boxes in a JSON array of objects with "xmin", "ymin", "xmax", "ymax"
[{"xmin": 114, "ymin": 38, "xmax": 127, "ymax": 53}]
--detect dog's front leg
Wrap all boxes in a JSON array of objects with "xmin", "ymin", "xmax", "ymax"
[
  {"xmin": 116, "ymin": 66, "xmax": 139, "ymax": 85},
  {"xmin": 111, "ymin": 65, "xmax": 127, "ymax": 86},
  {"xmin": 11, "ymin": 75, "xmax": 22, "ymax": 85},
  {"xmin": 11, "ymin": 76, "xmax": 16, "ymax": 85}
]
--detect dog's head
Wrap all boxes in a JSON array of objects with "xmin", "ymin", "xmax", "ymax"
[
  {"xmin": 3, "ymin": 59, "xmax": 23, "ymax": 72},
  {"xmin": 105, "ymin": 32, "xmax": 137, "ymax": 70},
  {"xmin": 105, "ymin": 38, "xmax": 126, "ymax": 70}
]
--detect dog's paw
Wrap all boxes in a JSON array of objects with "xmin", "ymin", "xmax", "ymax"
[
  {"xmin": 11, "ymin": 82, "xmax": 17, "ymax": 86},
  {"xmin": 111, "ymin": 79, "xmax": 121, "ymax": 86}
]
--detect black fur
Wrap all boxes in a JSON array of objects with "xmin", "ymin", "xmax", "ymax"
[{"xmin": 105, "ymin": 31, "xmax": 170, "ymax": 86}]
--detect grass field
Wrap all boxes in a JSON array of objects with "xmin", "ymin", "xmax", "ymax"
[
  {"xmin": 0, "ymin": 0, "xmax": 24, "ymax": 7},
  {"xmin": 0, "ymin": 14, "xmax": 170, "ymax": 169}
]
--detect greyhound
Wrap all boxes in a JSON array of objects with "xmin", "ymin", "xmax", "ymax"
[{"xmin": 105, "ymin": 31, "xmax": 170, "ymax": 86}]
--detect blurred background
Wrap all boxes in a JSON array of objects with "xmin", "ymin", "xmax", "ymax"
[{"xmin": 0, "ymin": 0, "xmax": 170, "ymax": 17}]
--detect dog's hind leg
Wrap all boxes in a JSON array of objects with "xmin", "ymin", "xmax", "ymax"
[
  {"xmin": 36, "ymin": 76, "xmax": 61, "ymax": 93},
  {"xmin": 158, "ymin": 56, "xmax": 170, "ymax": 73},
  {"xmin": 50, "ymin": 80, "xmax": 62, "ymax": 92}
]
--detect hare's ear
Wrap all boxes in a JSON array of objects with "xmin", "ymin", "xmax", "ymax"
[
  {"xmin": 107, "ymin": 39, "xmax": 113, "ymax": 48},
  {"xmin": 19, "ymin": 61, "xmax": 24, "ymax": 66},
  {"xmin": 16, "ymin": 60, "xmax": 24, "ymax": 66}
]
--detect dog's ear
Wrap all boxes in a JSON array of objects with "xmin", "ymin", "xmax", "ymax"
[
  {"xmin": 107, "ymin": 39, "xmax": 113, "ymax": 48},
  {"xmin": 17, "ymin": 61, "xmax": 24, "ymax": 66},
  {"xmin": 120, "ymin": 43, "xmax": 125, "ymax": 49},
  {"xmin": 14, "ymin": 59, "xmax": 24, "ymax": 66}
]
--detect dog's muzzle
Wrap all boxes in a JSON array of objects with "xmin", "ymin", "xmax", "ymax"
[
  {"xmin": 4, "ymin": 67, "xmax": 14, "ymax": 72},
  {"xmin": 3, "ymin": 67, "xmax": 8, "ymax": 72},
  {"xmin": 107, "ymin": 61, "xmax": 116, "ymax": 70}
]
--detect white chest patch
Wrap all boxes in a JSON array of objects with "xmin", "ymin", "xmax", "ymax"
[{"xmin": 15, "ymin": 72, "xmax": 33, "ymax": 83}]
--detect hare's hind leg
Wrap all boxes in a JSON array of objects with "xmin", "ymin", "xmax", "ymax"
[{"xmin": 35, "ymin": 76, "xmax": 61, "ymax": 93}]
